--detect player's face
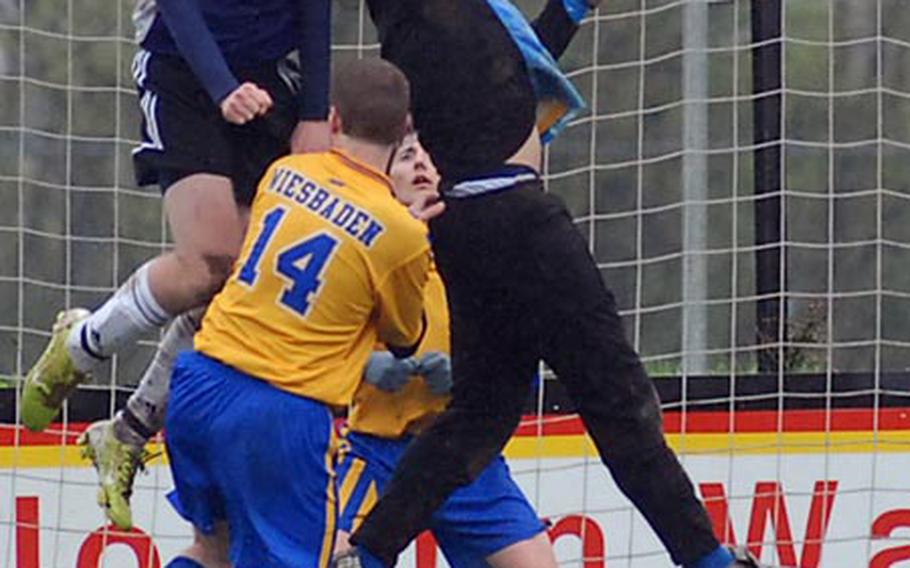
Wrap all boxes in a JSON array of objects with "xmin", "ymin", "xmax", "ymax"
[{"xmin": 390, "ymin": 135, "xmax": 440, "ymax": 206}]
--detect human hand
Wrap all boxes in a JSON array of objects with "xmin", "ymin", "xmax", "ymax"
[
  {"xmin": 220, "ymin": 82, "xmax": 273, "ymax": 124},
  {"xmin": 363, "ymin": 351, "xmax": 418, "ymax": 392},
  {"xmin": 408, "ymin": 190, "xmax": 445, "ymax": 222},
  {"xmin": 416, "ymin": 351, "xmax": 452, "ymax": 396}
]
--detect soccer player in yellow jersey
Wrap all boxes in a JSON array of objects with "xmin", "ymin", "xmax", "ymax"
[
  {"xmin": 334, "ymin": 132, "xmax": 558, "ymax": 568},
  {"xmin": 162, "ymin": 59, "xmax": 429, "ymax": 568}
]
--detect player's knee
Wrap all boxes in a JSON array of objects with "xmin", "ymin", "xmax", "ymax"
[
  {"xmin": 633, "ymin": 385, "xmax": 664, "ymax": 430},
  {"xmin": 200, "ymin": 253, "xmax": 235, "ymax": 289},
  {"xmin": 437, "ymin": 407, "xmax": 519, "ymax": 480},
  {"xmin": 194, "ymin": 253, "xmax": 234, "ymax": 303},
  {"xmin": 583, "ymin": 381, "xmax": 666, "ymax": 462},
  {"xmin": 175, "ymin": 250, "xmax": 235, "ymax": 303},
  {"xmin": 624, "ymin": 393, "xmax": 664, "ymax": 448}
]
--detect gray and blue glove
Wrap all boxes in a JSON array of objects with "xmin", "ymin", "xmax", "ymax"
[
  {"xmin": 416, "ymin": 351, "xmax": 452, "ymax": 396},
  {"xmin": 364, "ymin": 351, "xmax": 418, "ymax": 392}
]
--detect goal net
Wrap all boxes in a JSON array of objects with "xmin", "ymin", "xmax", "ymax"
[{"xmin": 2, "ymin": 0, "xmax": 910, "ymax": 566}]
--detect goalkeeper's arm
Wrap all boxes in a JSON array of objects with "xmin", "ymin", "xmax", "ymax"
[{"xmin": 532, "ymin": 0, "xmax": 602, "ymax": 59}]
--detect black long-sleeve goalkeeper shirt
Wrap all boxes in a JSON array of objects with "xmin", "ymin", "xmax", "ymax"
[{"xmin": 366, "ymin": 0, "xmax": 579, "ymax": 183}]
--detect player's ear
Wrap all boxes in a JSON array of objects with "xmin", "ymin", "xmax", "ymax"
[{"xmin": 328, "ymin": 106, "xmax": 343, "ymax": 135}]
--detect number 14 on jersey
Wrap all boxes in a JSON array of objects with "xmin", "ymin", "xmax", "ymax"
[{"xmin": 237, "ymin": 206, "xmax": 340, "ymax": 318}]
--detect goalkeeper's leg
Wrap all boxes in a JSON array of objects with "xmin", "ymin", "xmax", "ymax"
[
  {"xmin": 532, "ymin": 192, "xmax": 731, "ymax": 566},
  {"xmin": 80, "ymin": 307, "xmax": 203, "ymax": 530},
  {"xmin": 335, "ymin": 428, "xmax": 556, "ymax": 568},
  {"xmin": 348, "ymin": 194, "xmax": 543, "ymax": 564},
  {"xmin": 20, "ymin": 175, "xmax": 245, "ymax": 432}
]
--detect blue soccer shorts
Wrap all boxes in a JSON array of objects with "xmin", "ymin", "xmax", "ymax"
[
  {"xmin": 336, "ymin": 430, "xmax": 544, "ymax": 567},
  {"xmin": 166, "ymin": 351, "xmax": 337, "ymax": 568}
]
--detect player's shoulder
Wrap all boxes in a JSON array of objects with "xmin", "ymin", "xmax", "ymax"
[
  {"xmin": 367, "ymin": 192, "xmax": 424, "ymax": 233},
  {"xmin": 323, "ymin": 150, "xmax": 428, "ymax": 244},
  {"xmin": 264, "ymin": 151, "xmax": 427, "ymax": 253},
  {"xmin": 363, "ymin": 193, "xmax": 429, "ymax": 256}
]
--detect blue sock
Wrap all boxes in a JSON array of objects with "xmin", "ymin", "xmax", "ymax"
[
  {"xmin": 165, "ymin": 557, "xmax": 205, "ymax": 568},
  {"xmin": 356, "ymin": 546, "xmax": 388, "ymax": 568},
  {"xmin": 686, "ymin": 545, "xmax": 735, "ymax": 568}
]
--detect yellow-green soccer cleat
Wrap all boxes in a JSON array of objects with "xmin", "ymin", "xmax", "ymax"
[
  {"xmin": 79, "ymin": 419, "xmax": 152, "ymax": 531},
  {"xmin": 20, "ymin": 308, "xmax": 92, "ymax": 432}
]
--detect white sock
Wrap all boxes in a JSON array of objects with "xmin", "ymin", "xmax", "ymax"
[
  {"xmin": 115, "ymin": 307, "xmax": 203, "ymax": 446},
  {"xmin": 67, "ymin": 261, "xmax": 172, "ymax": 373}
]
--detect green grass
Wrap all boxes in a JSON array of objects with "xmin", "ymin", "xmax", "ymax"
[
  {"xmin": 642, "ymin": 352, "xmax": 828, "ymax": 377},
  {"xmin": 643, "ymin": 356, "xmax": 760, "ymax": 377}
]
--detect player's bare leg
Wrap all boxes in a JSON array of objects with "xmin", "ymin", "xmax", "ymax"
[
  {"xmin": 166, "ymin": 523, "xmax": 231, "ymax": 568},
  {"xmin": 79, "ymin": 180, "xmax": 251, "ymax": 528},
  {"xmin": 334, "ymin": 530, "xmax": 354, "ymax": 558},
  {"xmin": 148, "ymin": 174, "xmax": 247, "ymax": 314},
  {"xmin": 21, "ymin": 174, "xmax": 243, "ymax": 432},
  {"xmin": 486, "ymin": 532, "xmax": 557, "ymax": 568}
]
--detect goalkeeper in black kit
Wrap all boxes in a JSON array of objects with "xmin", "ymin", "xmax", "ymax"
[{"xmin": 332, "ymin": 1, "xmax": 767, "ymax": 568}]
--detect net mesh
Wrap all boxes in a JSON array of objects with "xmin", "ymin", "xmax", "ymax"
[{"xmin": 2, "ymin": 0, "xmax": 910, "ymax": 566}]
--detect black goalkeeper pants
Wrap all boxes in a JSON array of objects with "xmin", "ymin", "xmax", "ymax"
[{"xmin": 351, "ymin": 181, "xmax": 720, "ymax": 566}]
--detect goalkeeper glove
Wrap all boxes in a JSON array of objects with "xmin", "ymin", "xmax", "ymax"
[
  {"xmin": 416, "ymin": 351, "xmax": 452, "ymax": 396},
  {"xmin": 563, "ymin": 0, "xmax": 600, "ymax": 23},
  {"xmin": 364, "ymin": 352, "xmax": 418, "ymax": 392}
]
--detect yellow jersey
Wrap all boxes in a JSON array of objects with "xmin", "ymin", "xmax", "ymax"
[
  {"xmin": 195, "ymin": 149, "xmax": 431, "ymax": 407},
  {"xmin": 347, "ymin": 263, "xmax": 451, "ymax": 438}
]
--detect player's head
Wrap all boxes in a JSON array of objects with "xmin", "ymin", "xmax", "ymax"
[
  {"xmin": 330, "ymin": 59, "xmax": 411, "ymax": 147},
  {"xmin": 389, "ymin": 132, "xmax": 440, "ymax": 206}
]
